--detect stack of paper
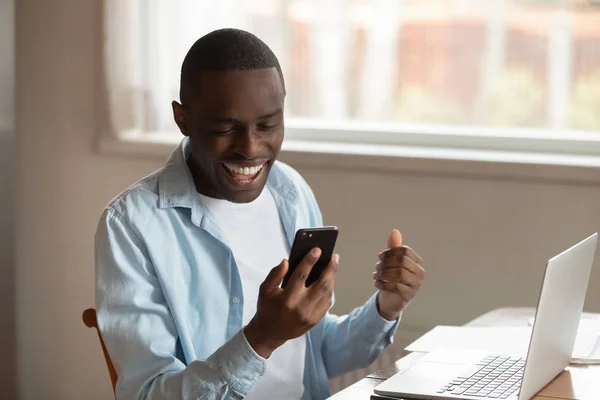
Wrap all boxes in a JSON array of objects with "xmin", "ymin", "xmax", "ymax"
[
  {"xmin": 527, "ymin": 316, "xmax": 600, "ymax": 364},
  {"xmin": 405, "ymin": 322, "xmax": 600, "ymax": 364}
]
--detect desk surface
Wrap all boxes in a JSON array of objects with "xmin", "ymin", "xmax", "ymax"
[{"xmin": 328, "ymin": 308, "xmax": 600, "ymax": 400}]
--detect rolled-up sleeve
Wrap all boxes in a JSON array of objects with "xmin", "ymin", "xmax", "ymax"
[
  {"xmin": 320, "ymin": 293, "xmax": 400, "ymax": 379},
  {"xmin": 95, "ymin": 210, "xmax": 266, "ymax": 399}
]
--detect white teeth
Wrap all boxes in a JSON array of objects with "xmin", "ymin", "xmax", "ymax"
[{"xmin": 224, "ymin": 163, "xmax": 264, "ymax": 176}]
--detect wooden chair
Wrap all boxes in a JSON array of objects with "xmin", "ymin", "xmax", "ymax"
[{"xmin": 82, "ymin": 308, "xmax": 118, "ymax": 396}]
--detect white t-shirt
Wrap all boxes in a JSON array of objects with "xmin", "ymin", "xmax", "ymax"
[{"xmin": 198, "ymin": 188, "xmax": 306, "ymax": 400}]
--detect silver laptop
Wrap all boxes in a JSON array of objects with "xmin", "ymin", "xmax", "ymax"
[{"xmin": 375, "ymin": 233, "xmax": 597, "ymax": 400}]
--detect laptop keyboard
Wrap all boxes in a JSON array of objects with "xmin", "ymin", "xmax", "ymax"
[{"xmin": 437, "ymin": 355, "xmax": 525, "ymax": 398}]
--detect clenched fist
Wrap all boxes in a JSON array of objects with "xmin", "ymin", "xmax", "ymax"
[{"xmin": 373, "ymin": 230, "xmax": 425, "ymax": 321}]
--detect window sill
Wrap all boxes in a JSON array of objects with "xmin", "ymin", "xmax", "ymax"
[{"xmin": 96, "ymin": 132, "xmax": 600, "ymax": 185}]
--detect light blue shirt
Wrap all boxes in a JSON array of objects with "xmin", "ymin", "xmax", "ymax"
[{"xmin": 95, "ymin": 137, "xmax": 400, "ymax": 400}]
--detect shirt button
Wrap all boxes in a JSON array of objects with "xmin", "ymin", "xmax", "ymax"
[{"xmin": 232, "ymin": 297, "xmax": 240, "ymax": 304}]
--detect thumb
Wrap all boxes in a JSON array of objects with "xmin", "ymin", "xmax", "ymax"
[
  {"xmin": 387, "ymin": 229, "xmax": 403, "ymax": 249},
  {"xmin": 263, "ymin": 259, "xmax": 289, "ymax": 288}
]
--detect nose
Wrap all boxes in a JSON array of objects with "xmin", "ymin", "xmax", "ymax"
[{"xmin": 233, "ymin": 127, "xmax": 262, "ymax": 159}]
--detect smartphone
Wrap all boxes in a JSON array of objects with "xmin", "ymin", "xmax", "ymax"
[{"xmin": 282, "ymin": 226, "xmax": 339, "ymax": 288}]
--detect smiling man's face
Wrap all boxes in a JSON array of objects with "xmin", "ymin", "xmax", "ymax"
[{"xmin": 172, "ymin": 67, "xmax": 285, "ymax": 203}]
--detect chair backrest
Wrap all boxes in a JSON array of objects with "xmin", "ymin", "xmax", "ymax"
[{"xmin": 82, "ymin": 308, "xmax": 117, "ymax": 397}]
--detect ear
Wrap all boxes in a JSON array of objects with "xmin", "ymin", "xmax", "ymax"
[{"xmin": 172, "ymin": 101, "xmax": 189, "ymax": 136}]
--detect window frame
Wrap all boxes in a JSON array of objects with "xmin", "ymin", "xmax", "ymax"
[{"xmin": 97, "ymin": 117, "xmax": 600, "ymax": 187}]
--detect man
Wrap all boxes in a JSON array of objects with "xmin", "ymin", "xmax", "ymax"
[{"xmin": 96, "ymin": 28, "xmax": 424, "ymax": 400}]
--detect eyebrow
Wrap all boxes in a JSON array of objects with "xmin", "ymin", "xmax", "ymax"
[
  {"xmin": 258, "ymin": 108, "xmax": 283, "ymax": 120},
  {"xmin": 209, "ymin": 108, "xmax": 283, "ymax": 124},
  {"xmin": 210, "ymin": 117, "xmax": 236, "ymax": 124}
]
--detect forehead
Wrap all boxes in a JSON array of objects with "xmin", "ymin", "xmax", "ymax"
[{"xmin": 191, "ymin": 68, "xmax": 285, "ymax": 117}]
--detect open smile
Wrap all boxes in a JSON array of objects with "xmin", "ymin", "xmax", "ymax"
[{"xmin": 221, "ymin": 162, "xmax": 268, "ymax": 188}]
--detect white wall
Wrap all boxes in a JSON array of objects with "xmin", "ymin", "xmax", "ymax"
[
  {"xmin": 0, "ymin": 0, "xmax": 15, "ymax": 399},
  {"xmin": 15, "ymin": 0, "xmax": 600, "ymax": 399}
]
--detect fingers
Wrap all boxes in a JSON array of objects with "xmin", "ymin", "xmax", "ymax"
[
  {"xmin": 285, "ymin": 247, "xmax": 322, "ymax": 292},
  {"xmin": 262, "ymin": 259, "xmax": 289, "ymax": 289},
  {"xmin": 376, "ymin": 255, "xmax": 425, "ymax": 279},
  {"xmin": 387, "ymin": 229, "xmax": 403, "ymax": 248},
  {"xmin": 313, "ymin": 264, "xmax": 337, "ymax": 317},
  {"xmin": 378, "ymin": 245, "xmax": 424, "ymax": 265},
  {"xmin": 374, "ymin": 280, "xmax": 416, "ymax": 301},
  {"xmin": 317, "ymin": 254, "xmax": 339, "ymax": 285},
  {"xmin": 372, "ymin": 267, "xmax": 422, "ymax": 289},
  {"xmin": 316, "ymin": 289, "xmax": 334, "ymax": 314},
  {"xmin": 308, "ymin": 254, "xmax": 339, "ymax": 300}
]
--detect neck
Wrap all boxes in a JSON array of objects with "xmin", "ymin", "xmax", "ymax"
[{"xmin": 186, "ymin": 158, "xmax": 224, "ymax": 199}]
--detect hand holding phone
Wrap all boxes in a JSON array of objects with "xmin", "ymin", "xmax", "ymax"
[{"xmin": 243, "ymin": 227, "xmax": 339, "ymax": 359}]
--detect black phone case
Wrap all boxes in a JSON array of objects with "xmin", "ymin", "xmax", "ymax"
[{"xmin": 282, "ymin": 227, "xmax": 338, "ymax": 288}]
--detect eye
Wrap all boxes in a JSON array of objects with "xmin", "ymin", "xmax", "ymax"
[
  {"xmin": 210, "ymin": 128, "xmax": 235, "ymax": 136},
  {"xmin": 257, "ymin": 123, "xmax": 278, "ymax": 131}
]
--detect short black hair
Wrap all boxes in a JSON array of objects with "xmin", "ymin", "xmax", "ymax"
[{"xmin": 179, "ymin": 28, "xmax": 285, "ymax": 104}]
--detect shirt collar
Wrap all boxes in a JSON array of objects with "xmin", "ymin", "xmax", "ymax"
[
  {"xmin": 158, "ymin": 137, "xmax": 299, "ymax": 223},
  {"xmin": 158, "ymin": 137, "xmax": 197, "ymax": 210}
]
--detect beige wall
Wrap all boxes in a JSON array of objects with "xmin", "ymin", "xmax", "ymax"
[
  {"xmin": 16, "ymin": 2, "xmax": 162, "ymax": 398},
  {"xmin": 298, "ymin": 167, "xmax": 600, "ymax": 328},
  {"xmin": 0, "ymin": 132, "xmax": 15, "ymax": 400},
  {"xmin": 15, "ymin": 0, "xmax": 600, "ymax": 399}
]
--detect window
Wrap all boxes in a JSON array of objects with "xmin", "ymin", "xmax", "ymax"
[{"xmin": 104, "ymin": 0, "xmax": 600, "ymax": 156}]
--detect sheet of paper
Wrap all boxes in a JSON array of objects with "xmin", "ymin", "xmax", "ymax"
[
  {"xmin": 572, "ymin": 336, "xmax": 600, "ymax": 364},
  {"xmin": 528, "ymin": 316, "xmax": 600, "ymax": 363},
  {"xmin": 405, "ymin": 325, "xmax": 598, "ymax": 361},
  {"xmin": 527, "ymin": 316, "xmax": 600, "ymax": 333}
]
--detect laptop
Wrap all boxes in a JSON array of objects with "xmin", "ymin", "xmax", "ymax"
[{"xmin": 374, "ymin": 233, "xmax": 598, "ymax": 400}]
